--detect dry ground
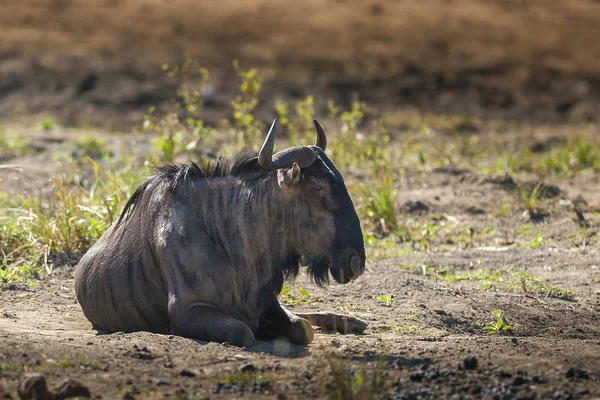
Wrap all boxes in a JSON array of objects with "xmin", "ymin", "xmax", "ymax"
[
  {"xmin": 0, "ymin": 245, "xmax": 599, "ymax": 399},
  {"xmin": 1, "ymin": 130, "xmax": 600, "ymax": 398}
]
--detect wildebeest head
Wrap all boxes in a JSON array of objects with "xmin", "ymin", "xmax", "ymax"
[{"xmin": 258, "ymin": 119, "xmax": 366, "ymax": 285}]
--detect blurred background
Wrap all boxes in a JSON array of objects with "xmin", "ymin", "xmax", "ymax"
[{"xmin": 2, "ymin": 0, "xmax": 600, "ymax": 129}]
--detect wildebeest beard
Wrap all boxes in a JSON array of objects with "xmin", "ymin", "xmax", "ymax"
[
  {"xmin": 279, "ymin": 252, "xmax": 331, "ymax": 288},
  {"xmin": 303, "ymin": 256, "xmax": 331, "ymax": 287}
]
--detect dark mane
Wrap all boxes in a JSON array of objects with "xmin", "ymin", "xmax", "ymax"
[
  {"xmin": 117, "ymin": 150, "xmax": 334, "ymax": 225},
  {"xmin": 117, "ymin": 151, "xmax": 264, "ymax": 224},
  {"xmin": 155, "ymin": 150, "xmax": 265, "ymax": 189}
]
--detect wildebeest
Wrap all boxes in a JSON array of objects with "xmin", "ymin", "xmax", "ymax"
[{"xmin": 75, "ymin": 119, "xmax": 366, "ymax": 347}]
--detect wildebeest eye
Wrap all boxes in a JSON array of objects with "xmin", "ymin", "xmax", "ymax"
[
  {"xmin": 323, "ymin": 194, "xmax": 340, "ymax": 211},
  {"xmin": 312, "ymin": 185, "xmax": 323, "ymax": 191}
]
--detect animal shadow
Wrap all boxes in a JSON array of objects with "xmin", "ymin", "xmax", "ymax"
[{"xmin": 246, "ymin": 338, "xmax": 312, "ymax": 358}]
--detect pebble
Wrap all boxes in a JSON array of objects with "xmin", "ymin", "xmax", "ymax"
[
  {"xmin": 463, "ymin": 355, "xmax": 478, "ymax": 370},
  {"xmin": 17, "ymin": 373, "xmax": 53, "ymax": 400},
  {"xmin": 239, "ymin": 363, "xmax": 256, "ymax": 373},
  {"xmin": 53, "ymin": 378, "xmax": 91, "ymax": 399}
]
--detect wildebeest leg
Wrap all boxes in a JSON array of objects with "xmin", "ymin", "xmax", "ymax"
[
  {"xmin": 256, "ymin": 299, "xmax": 314, "ymax": 345},
  {"xmin": 170, "ymin": 306, "xmax": 256, "ymax": 347},
  {"xmin": 295, "ymin": 312, "xmax": 368, "ymax": 334}
]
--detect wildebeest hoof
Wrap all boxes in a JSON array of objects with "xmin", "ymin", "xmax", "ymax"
[
  {"xmin": 297, "ymin": 313, "xmax": 368, "ymax": 334},
  {"xmin": 288, "ymin": 318, "xmax": 315, "ymax": 345},
  {"xmin": 227, "ymin": 324, "xmax": 256, "ymax": 348}
]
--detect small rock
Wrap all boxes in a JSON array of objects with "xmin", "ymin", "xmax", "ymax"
[
  {"xmin": 18, "ymin": 373, "xmax": 53, "ymax": 400},
  {"xmin": 121, "ymin": 391, "xmax": 135, "ymax": 400},
  {"xmin": 155, "ymin": 380, "xmax": 170, "ymax": 387},
  {"xmin": 512, "ymin": 376, "xmax": 529, "ymax": 386},
  {"xmin": 53, "ymin": 379, "xmax": 91, "ymax": 399},
  {"xmin": 409, "ymin": 371, "xmax": 424, "ymax": 382},
  {"xmin": 179, "ymin": 369, "xmax": 196, "ymax": 378},
  {"xmin": 210, "ymin": 382, "xmax": 224, "ymax": 394},
  {"xmin": 511, "ymin": 337, "xmax": 518, "ymax": 346},
  {"xmin": 565, "ymin": 367, "xmax": 590, "ymax": 380},
  {"xmin": 531, "ymin": 374, "xmax": 546, "ymax": 383},
  {"xmin": 463, "ymin": 356, "xmax": 478, "ymax": 370},
  {"xmin": 0, "ymin": 383, "xmax": 12, "ymax": 399},
  {"xmin": 465, "ymin": 206, "xmax": 486, "ymax": 215},
  {"xmin": 496, "ymin": 370, "xmax": 512, "ymax": 379},
  {"xmin": 400, "ymin": 200, "xmax": 430, "ymax": 215},
  {"xmin": 239, "ymin": 363, "xmax": 256, "ymax": 373}
]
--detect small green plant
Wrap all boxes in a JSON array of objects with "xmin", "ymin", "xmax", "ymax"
[
  {"xmin": 492, "ymin": 197, "xmax": 512, "ymax": 218},
  {"xmin": 566, "ymin": 229, "xmax": 594, "ymax": 250},
  {"xmin": 279, "ymin": 285, "xmax": 316, "ymax": 305},
  {"xmin": 0, "ymin": 131, "xmax": 31, "ymax": 159},
  {"xmin": 518, "ymin": 183, "xmax": 547, "ymax": 221},
  {"xmin": 41, "ymin": 118, "xmax": 54, "ymax": 131},
  {"xmin": 143, "ymin": 59, "xmax": 217, "ymax": 162},
  {"xmin": 230, "ymin": 60, "xmax": 264, "ymax": 147},
  {"xmin": 0, "ymin": 158, "xmax": 141, "ymax": 277},
  {"xmin": 441, "ymin": 266, "xmax": 575, "ymax": 300},
  {"xmin": 0, "ymin": 363, "xmax": 25, "ymax": 376},
  {"xmin": 276, "ymin": 96, "xmax": 315, "ymax": 147},
  {"xmin": 321, "ymin": 353, "xmax": 386, "ymax": 400},
  {"xmin": 482, "ymin": 309, "xmax": 514, "ymax": 335},
  {"xmin": 0, "ymin": 263, "xmax": 41, "ymax": 285},
  {"xmin": 388, "ymin": 322, "xmax": 437, "ymax": 337},
  {"xmin": 378, "ymin": 295, "xmax": 393, "ymax": 307},
  {"xmin": 74, "ymin": 137, "xmax": 111, "ymax": 160},
  {"xmin": 502, "ymin": 146, "xmax": 534, "ymax": 173},
  {"xmin": 537, "ymin": 137, "xmax": 600, "ymax": 176},
  {"xmin": 220, "ymin": 368, "xmax": 268, "ymax": 386},
  {"xmin": 51, "ymin": 355, "xmax": 102, "ymax": 370},
  {"xmin": 144, "ymin": 109, "xmax": 185, "ymax": 162},
  {"xmin": 358, "ymin": 165, "xmax": 399, "ymax": 236},
  {"xmin": 527, "ymin": 231, "xmax": 544, "ymax": 248},
  {"xmin": 339, "ymin": 304, "xmax": 369, "ymax": 313}
]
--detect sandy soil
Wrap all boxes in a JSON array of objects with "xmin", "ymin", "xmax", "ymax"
[
  {"xmin": 1, "ymin": 160, "xmax": 600, "ymax": 399},
  {"xmin": 1, "ymin": 249, "xmax": 599, "ymax": 398}
]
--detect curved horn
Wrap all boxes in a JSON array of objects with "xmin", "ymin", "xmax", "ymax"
[
  {"xmin": 258, "ymin": 119, "xmax": 278, "ymax": 170},
  {"xmin": 272, "ymin": 146, "xmax": 316, "ymax": 169},
  {"xmin": 313, "ymin": 119, "xmax": 327, "ymax": 151}
]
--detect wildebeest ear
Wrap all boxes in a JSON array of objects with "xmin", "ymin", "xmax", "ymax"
[{"xmin": 277, "ymin": 162, "xmax": 301, "ymax": 193}]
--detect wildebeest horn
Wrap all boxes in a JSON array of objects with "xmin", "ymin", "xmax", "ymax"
[
  {"xmin": 259, "ymin": 119, "xmax": 318, "ymax": 170},
  {"xmin": 313, "ymin": 119, "xmax": 327, "ymax": 151},
  {"xmin": 258, "ymin": 119, "xmax": 278, "ymax": 170}
]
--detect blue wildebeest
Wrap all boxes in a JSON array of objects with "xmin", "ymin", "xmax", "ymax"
[{"xmin": 75, "ymin": 119, "xmax": 366, "ymax": 347}]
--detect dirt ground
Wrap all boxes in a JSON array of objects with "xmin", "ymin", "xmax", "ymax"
[
  {"xmin": 1, "ymin": 156, "xmax": 600, "ymax": 399},
  {"xmin": 2, "ymin": 0, "xmax": 600, "ymax": 398},
  {"xmin": 1, "ymin": 248, "xmax": 599, "ymax": 399}
]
